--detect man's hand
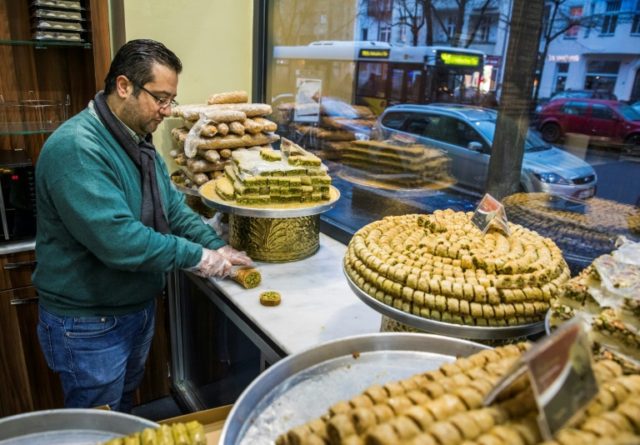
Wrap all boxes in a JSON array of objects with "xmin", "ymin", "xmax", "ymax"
[
  {"xmin": 217, "ymin": 245, "xmax": 253, "ymax": 266},
  {"xmin": 193, "ymin": 248, "xmax": 233, "ymax": 278}
]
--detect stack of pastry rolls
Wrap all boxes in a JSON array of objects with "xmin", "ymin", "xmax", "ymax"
[{"xmin": 170, "ymin": 91, "xmax": 280, "ymax": 187}]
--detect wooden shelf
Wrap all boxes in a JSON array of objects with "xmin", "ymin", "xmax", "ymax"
[
  {"xmin": 0, "ymin": 39, "xmax": 91, "ymax": 49},
  {"xmin": 0, "ymin": 121, "xmax": 62, "ymax": 136}
]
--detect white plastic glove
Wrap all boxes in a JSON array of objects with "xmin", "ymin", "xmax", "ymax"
[
  {"xmin": 216, "ymin": 245, "xmax": 253, "ymax": 267},
  {"xmin": 192, "ymin": 248, "xmax": 233, "ymax": 278}
]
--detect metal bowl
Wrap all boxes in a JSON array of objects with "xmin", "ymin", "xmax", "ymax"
[
  {"xmin": 0, "ymin": 409, "xmax": 158, "ymax": 445},
  {"xmin": 220, "ymin": 332, "xmax": 488, "ymax": 445}
]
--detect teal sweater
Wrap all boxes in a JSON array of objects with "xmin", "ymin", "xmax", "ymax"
[{"xmin": 33, "ymin": 107, "xmax": 225, "ymax": 316}]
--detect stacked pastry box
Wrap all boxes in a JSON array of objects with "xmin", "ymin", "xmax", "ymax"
[
  {"xmin": 170, "ymin": 91, "xmax": 280, "ymax": 189},
  {"xmin": 276, "ymin": 98, "xmax": 376, "ymax": 160},
  {"xmin": 31, "ymin": 0, "xmax": 87, "ymax": 43}
]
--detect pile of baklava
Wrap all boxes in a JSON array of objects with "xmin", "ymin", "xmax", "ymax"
[
  {"xmin": 277, "ymin": 344, "xmax": 640, "ymax": 445},
  {"xmin": 344, "ymin": 210, "xmax": 570, "ymax": 326},
  {"xmin": 338, "ymin": 140, "xmax": 453, "ymax": 188},
  {"xmin": 549, "ymin": 242, "xmax": 640, "ymax": 374},
  {"xmin": 210, "ymin": 138, "xmax": 332, "ymax": 205}
]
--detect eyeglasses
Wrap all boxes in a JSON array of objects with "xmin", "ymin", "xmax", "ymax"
[{"xmin": 136, "ymin": 84, "xmax": 179, "ymax": 109}]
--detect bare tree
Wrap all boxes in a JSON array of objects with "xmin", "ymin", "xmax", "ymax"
[
  {"xmin": 429, "ymin": 0, "xmax": 498, "ymax": 47},
  {"xmin": 394, "ymin": 0, "xmax": 426, "ymax": 45}
]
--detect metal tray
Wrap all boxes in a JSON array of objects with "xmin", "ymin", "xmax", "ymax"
[
  {"xmin": 0, "ymin": 409, "xmax": 158, "ymax": 445},
  {"xmin": 199, "ymin": 183, "xmax": 340, "ymax": 218},
  {"xmin": 220, "ymin": 332, "xmax": 488, "ymax": 445},
  {"xmin": 344, "ymin": 268, "xmax": 545, "ymax": 341}
]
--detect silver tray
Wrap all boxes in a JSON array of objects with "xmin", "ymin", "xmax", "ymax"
[
  {"xmin": 344, "ymin": 268, "xmax": 545, "ymax": 341},
  {"xmin": 199, "ymin": 184, "xmax": 340, "ymax": 218},
  {"xmin": 0, "ymin": 409, "xmax": 158, "ymax": 445},
  {"xmin": 220, "ymin": 332, "xmax": 488, "ymax": 445}
]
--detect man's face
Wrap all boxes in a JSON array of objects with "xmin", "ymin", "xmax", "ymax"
[{"xmin": 120, "ymin": 62, "xmax": 178, "ymax": 135}]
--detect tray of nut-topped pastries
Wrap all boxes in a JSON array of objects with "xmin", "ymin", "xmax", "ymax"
[
  {"xmin": 343, "ymin": 210, "xmax": 572, "ymax": 340},
  {"xmin": 219, "ymin": 333, "xmax": 489, "ymax": 445}
]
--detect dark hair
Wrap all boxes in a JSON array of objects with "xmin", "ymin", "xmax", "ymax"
[{"xmin": 104, "ymin": 39, "xmax": 182, "ymax": 95}]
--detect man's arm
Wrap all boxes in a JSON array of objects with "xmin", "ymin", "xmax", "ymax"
[
  {"xmin": 159, "ymin": 160, "xmax": 226, "ymax": 251},
  {"xmin": 47, "ymin": 163, "xmax": 203, "ymax": 273}
]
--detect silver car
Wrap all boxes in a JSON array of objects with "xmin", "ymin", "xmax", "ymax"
[{"xmin": 377, "ymin": 104, "xmax": 597, "ymax": 199}]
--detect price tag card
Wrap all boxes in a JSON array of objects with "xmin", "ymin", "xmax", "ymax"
[
  {"xmin": 484, "ymin": 318, "xmax": 598, "ymax": 440},
  {"xmin": 526, "ymin": 318, "xmax": 598, "ymax": 439},
  {"xmin": 471, "ymin": 193, "xmax": 510, "ymax": 235}
]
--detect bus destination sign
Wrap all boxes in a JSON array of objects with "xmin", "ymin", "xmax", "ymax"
[
  {"xmin": 359, "ymin": 48, "xmax": 390, "ymax": 59},
  {"xmin": 438, "ymin": 51, "xmax": 481, "ymax": 67}
]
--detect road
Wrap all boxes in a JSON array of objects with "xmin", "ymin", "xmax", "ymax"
[{"xmin": 581, "ymin": 148, "xmax": 640, "ymax": 206}]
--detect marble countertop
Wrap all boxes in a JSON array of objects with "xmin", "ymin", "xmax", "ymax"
[{"xmin": 207, "ymin": 234, "xmax": 382, "ymax": 356}]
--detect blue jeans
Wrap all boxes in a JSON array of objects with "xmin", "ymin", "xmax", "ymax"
[{"xmin": 37, "ymin": 301, "xmax": 155, "ymax": 412}]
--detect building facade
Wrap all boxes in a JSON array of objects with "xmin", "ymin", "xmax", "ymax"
[{"xmin": 539, "ymin": 0, "xmax": 640, "ymax": 101}]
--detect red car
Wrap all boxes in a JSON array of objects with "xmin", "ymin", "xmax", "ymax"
[{"xmin": 537, "ymin": 98, "xmax": 640, "ymax": 149}]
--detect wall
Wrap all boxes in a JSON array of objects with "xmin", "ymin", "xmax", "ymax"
[{"xmin": 120, "ymin": 0, "xmax": 254, "ymax": 160}]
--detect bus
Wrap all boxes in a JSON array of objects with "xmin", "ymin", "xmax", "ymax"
[{"xmin": 271, "ymin": 41, "xmax": 486, "ymax": 115}]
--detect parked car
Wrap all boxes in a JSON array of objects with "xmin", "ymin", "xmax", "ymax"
[
  {"xmin": 536, "ymin": 98, "xmax": 640, "ymax": 148},
  {"xmin": 550, "ymin": 89, "xmax": 617, "ymax": 101},
  {"xmin": 631, "ymin": 101, "xmax": 640, "ymax": 115},
  {"xmin": 534, "ymin": 90, "xmax": 618, "ymax": 115},
  {"xmin": 377, "ymin": 104, "xmax": 597, "ymax": 200}
]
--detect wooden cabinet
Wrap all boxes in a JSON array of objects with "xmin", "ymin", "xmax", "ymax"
[
  {"xmin": 0, "ymin": 248, "xmax": 173, "ymax": 416},
  {"xmin": 0, "ymin": 0, "xmax": 111, "ymax": 161},
  {"xmin": 0, "ymin": 250, "xmax": 63, "ymax": 416}
]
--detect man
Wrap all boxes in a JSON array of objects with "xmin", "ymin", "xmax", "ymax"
[{"xmin": 33, "ymin": 39, "xmax": 251, "ymax": 412}]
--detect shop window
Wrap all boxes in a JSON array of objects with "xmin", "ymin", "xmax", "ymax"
[
  {"xmin": 601, "ymin": 0, "xmax": 621, "ymax": 35},
  {"xmin": 261, "ymin": 0, "xmax": 639, "ymax": 271},
  {"xmin": 584, "ymin": 60, "xmax": 619, "ymax": 94},
  {"xmin": 553, "ymin": 63, "xmax": 569, "ymax": 93},
  {"xmin": 564, "ymin": 6, "xmax": 582, "ymax": 38}
]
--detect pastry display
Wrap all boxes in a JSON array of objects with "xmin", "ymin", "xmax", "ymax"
[
  {"xmin": 276, "ymin": 99, "xmax": 376, "ymax": 158},
  {"xmin": 101, "ymin": 421, "xmax": 206, "ymax": 445},
  {"xmin": 549, "ymin": 240, "xmax": 640, "ymax": 373},
  {"xmin": 210, "ymin": 138, "xmax": 332, "ymax": 205},
  {"xmin": 169, "ymin": 92, "xmax": 279, "ymax": 188},
  {"xmin": 504, "ymin": 193, "xmax": 640, "ymax": 260},
  {"xmin": 345, "ymin": 210, "xmax": 570, "ymax": 327},
  {"xmin": 276, "ymin": 343, "xmax": 640, "ymax": 445},
  {"xmin": 337, "ymin": 139, "xmax": 454, "ymax": 188}
]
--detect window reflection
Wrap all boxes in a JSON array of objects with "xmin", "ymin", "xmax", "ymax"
[{"xmin": 264, "ymin": 0, "xmax": 640, "ymax": 270}]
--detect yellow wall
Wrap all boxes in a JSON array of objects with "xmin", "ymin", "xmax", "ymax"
[{"xmin": 121, "ymin": 0, "xmax": 254, "ymax": 162}]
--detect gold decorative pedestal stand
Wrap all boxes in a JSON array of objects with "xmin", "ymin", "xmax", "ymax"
[
  {"xmin": 229, "ymin": 214, "xmax": 320, "ymax": 262},
  {"xmin": 199, "ymin": 183, "xmax": 340, "ymax": 263}
]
